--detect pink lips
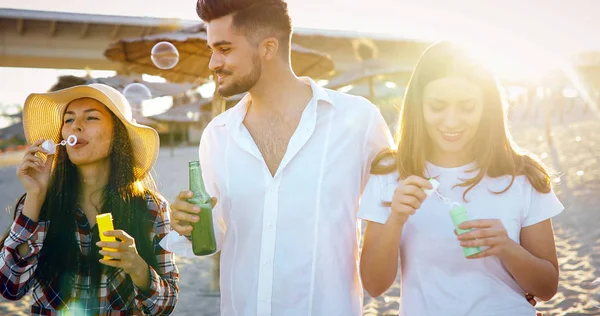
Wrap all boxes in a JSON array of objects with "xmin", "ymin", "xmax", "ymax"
[
  {"xmin": 440, "ymin": 131, "xmax": 464, "ymax": 142},
  {"xmin": 72, "ymin": 140, "xmax": 88, "ymax": 149}
]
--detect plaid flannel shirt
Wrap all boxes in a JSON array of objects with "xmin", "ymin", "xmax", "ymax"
[{"xmin": 0, "ymin": 194, "xmax": 179, "ymax": 315}]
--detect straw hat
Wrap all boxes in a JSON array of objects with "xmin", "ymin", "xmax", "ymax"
[{"xmin": 22, "ymin": 83, "xmax": 159, "ymax": 179}]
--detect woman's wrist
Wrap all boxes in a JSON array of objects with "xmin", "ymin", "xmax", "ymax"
[
  {"xmin": 130, "ymin": 260, "xmax": 151, "ymax": 291},
  {"xmin": 388, "ymin": 212, "xmax": 409, "ymax": 227},
  {"xmin": 22, "ymin": 194, "xmax": 45, "ymax": 222}
]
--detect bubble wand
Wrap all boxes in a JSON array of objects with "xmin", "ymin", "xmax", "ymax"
[
  {"xmin": 41, "ymin": 135, "xmax": 77, "ymax": 155},
  {"xmin": 425, "ymin": 178, "xmax": 482, "ymax": 257}
]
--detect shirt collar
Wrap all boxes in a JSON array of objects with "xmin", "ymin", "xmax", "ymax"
[
  {"xmin": 300, "ymin": 76, "xmax": 334, "ymax": 107},
  {"xmin": 223, "ymin": 76, "xmax": 335, "ymax": 127}
]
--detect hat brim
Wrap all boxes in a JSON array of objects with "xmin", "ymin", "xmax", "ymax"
[{"xmin": 23, "ymin": 85, "xmax": 160, "ymax": 180}]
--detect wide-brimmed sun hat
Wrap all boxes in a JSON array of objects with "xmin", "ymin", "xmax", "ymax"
[{"xmin": 22, "ymin": 83, "xmax": 159, "ymax": 179}]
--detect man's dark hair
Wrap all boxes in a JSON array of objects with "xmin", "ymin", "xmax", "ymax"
[{"xmin": 197, "ymin": 0, "xmax": 292, "ymax": 52}]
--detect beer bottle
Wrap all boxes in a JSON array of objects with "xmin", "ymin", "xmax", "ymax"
[{"xmin": 188, "ymin": 160, "xmax": 217, "ymax": 255}]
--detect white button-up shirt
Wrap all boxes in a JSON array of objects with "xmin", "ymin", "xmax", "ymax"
[{"xmin": 198, "ymin": 78, "xmax": 392, "ymax": 316}]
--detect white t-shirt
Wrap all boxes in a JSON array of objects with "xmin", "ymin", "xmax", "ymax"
[{"xmin": 358, "ymin": 162, "xmax": 564, "ymax": 316}]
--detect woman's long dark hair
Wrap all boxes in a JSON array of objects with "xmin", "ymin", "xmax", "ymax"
[{"xmin": 1, "ymin": 108, "xmax": 160, "ymax": 309}]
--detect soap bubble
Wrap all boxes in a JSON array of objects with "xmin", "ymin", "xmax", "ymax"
[
  {"xmin": 553, "ymin": 177, "xmax": 561, "ymax": 184},
  {"xmin": 541, "ymin": 152, "xmax": 548, "ymax": 159},
  {"xmin": 151, "ymin": 42, "xmax": 179, "ymax": 70},
  {"xmin": 575, "ymin": 136, "xmax": 581, "ymax": 142},
  {"xmin": 577, "ymin": 170, "xmax": 584, "ymax": 176},
  {"xmin": 123, "ymin": 83, "xmax": 152, "ymax": 104}
]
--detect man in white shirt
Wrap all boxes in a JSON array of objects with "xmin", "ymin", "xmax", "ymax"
[{"xmin": 167, "ymin": 0, "xmax": 392, "ymax": 315}]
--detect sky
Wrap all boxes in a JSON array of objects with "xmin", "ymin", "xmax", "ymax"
[
  {"xmin": 1, "ymin": 0, "xmax": 599, "ymax": 113},
  {"xmin": 2, "ymin": 0, "xmax": 599, "ymax": 50}
]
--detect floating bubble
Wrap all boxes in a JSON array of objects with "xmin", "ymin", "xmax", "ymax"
[
  {"xmin": 577, "ymin": 170, "xmax": 584, "ymax": 176},
  {"xmin": 575, "ymin": 136, "xmax": 581, "ymax": 142},
  {"xmin": 151, "ymin": 42, "xmax": 179, "ymax": 70},
  {"xmin": 541, "ymin": 152, "xmax": 548, "ymax": 159},
  {"xmin": 123, "ymin": 83, "xmax": 152, "ymax": 104},
  {"xmin": 553, "ymin": 177, "xmax": 561, "ymax": 184},
  {"xmin": 384, "ymin": 296, "xmax": 390, "ymax": 303}
]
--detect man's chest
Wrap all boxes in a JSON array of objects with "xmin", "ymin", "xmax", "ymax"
[{"xmin": 244, "ymin": 116, "xmax": 301, "ymax": 175}]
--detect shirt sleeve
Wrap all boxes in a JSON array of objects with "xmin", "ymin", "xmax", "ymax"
[
  {"xmin": 357, "ymin": 104, "xmax": 396, "ymax": 224},
  {"xmin": 360, "ymin": 105, "xmax": 395, "ymax": 190},
  {"xmin": 522, "ymin": 182, "xmax": 564, "ymax": 227},
  {"xmin": 357, "ymin": 173, "xmax": 397, "ymax": 224},
  {"xmin": 199, "ymin": 125, "xmax": 225, "ymax": 253},
  {"xmin": 134, "ymin": 196, "xmax": 180, "ymax": 315},
  {"xmin": 0, "ymin": 196, "xmax": 45, "ymax": 300}
]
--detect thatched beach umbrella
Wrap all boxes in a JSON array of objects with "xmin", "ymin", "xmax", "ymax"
[
  {"xmin": 105, "ymin": 24, "xmax": 334, "ymax": 126},
  {"xmin": 104, "ymin": 24, "xmax": 335, "ymax": 83}
]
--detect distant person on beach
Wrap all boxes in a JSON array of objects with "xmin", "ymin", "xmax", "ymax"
[
  {"xmin": 358, "ymin": 42, "xmax": 563, "ymax": 316},
  {"xmin": 163, "ymin": 0, "xmax": 393, "ymax": 314},
  {"xmin": 0, "ymin": 84, "xmax": 179, "ymax": 315}
]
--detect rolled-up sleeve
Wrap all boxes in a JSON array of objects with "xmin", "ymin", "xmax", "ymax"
[{"xmin": 0, "ymin": 197, "xmax": 46, "ymax": 300}]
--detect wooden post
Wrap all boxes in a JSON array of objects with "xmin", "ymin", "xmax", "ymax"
[
  {"xmin": 210, "ymin": 252, "xmax": 221, "ymax": 293},
  {"xmin": 368, "ymin": 76, "xmax": 376, "ymax": 102},
  {"xmin": 169, "ymin": 122, "xmax": 174, "ymax": 158}
]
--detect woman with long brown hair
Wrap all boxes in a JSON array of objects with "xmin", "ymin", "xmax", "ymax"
[
  {"xmin": 0, "ymin": 84, "xmax": 179, "ymax": 314},
  {"xmin": 358, "ymin": 42, "xmax": 562, "ymax": 315}
]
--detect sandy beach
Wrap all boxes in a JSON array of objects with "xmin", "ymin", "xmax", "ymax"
[{"xmin": 1, "ymin": 103, "xmax": 599, "ymax": 315}]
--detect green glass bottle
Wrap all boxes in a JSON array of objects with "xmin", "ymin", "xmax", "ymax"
[{"xmin": 188, "ymin": 160, "xmax": 217, "ymax": 256}]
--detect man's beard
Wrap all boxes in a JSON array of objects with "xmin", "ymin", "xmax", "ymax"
[{"xmin": 217, "ymin": 55, "xmax": 262, "ymax": 97}]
